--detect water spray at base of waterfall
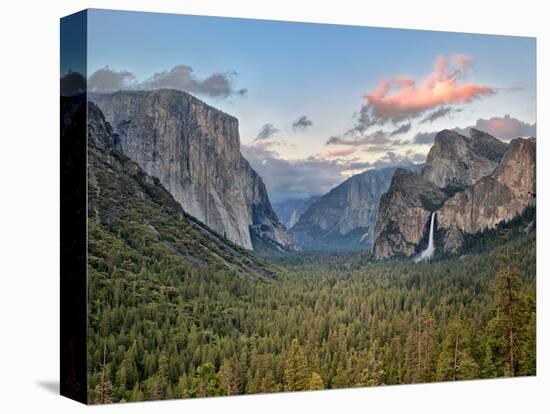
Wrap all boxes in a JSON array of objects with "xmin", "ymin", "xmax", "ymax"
[{"xmin": 414, "ymin": 212, "xmax": 436, "ymax": 263}]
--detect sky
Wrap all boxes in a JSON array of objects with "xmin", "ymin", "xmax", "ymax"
[{"xmin": 80, "ymin": 9, "xmax": 536, "ymax": 203}]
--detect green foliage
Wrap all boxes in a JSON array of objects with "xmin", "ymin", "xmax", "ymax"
[
  {"xmin": 284, "ymin": 339, "xmax": 309, "ymax": 391},
  {"xmin": 87, "ymin": 224, "xmax": 535, "ymax": 402},
  {"xmin": 308, "ymin": 372, "xmax": 324, "ymax": 390},
  {"xmin": 188, "ymin": 363, "xmax": 223, "ymax": 398},
  {"xmin": 435, "ymin": 318, "xmax": 479, "ymax": 381}
]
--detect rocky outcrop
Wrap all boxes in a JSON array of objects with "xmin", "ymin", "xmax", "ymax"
[
  {"xmin": 373, "ymin": 128, "xmax": 536, "ymax": 259},
  {"xmin": 422, "ymin": 128, "xmax": 508, "ymax": 190},
  {"xmin": 291, "ymin": 166, "xmax": 419, "ymax": 250},
  {"xmin": 438, "ymin": 137, "xmax": 536, "ymax": 234},
  {"xmin": 90, "ymin": 89, "xmax": 297, "ymax": 251},
  {"xmin": 372, "ymin": 169, "xmax": 447, "ymax": 258}
]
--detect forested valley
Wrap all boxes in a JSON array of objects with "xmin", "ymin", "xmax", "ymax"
[{"xmin": 88, "ymin": 223, "xmax": 535, "ymax": 403}]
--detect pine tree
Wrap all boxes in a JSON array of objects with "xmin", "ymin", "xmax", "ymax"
[
  {"xmin": 284, "ymin": 339, "xmax": 309, "ymax": 391},
  {"xmin": 308, "ymin": 372, "xmax": 324, "ymax": 390},
  {"xmin": 190, "ymin": 362, "xmax": 222, "ymax": 397},
  {"xmin": 494, "ymin": 242, "xmax": 523, "ymax": 377},
  {"xmin": 219, "ymin": 358, "xmax": 240, "ymax": 395},
  {"xmin": 360, "ymin": 341, "xmax": 385, "ymax": 386},
  {"xmin": 94, "ymin": 341, "xmax": 113, "ymax": 404},
  {"xmin": 436, "ymin": 318, "xmax": 478, "ymax": 381}
]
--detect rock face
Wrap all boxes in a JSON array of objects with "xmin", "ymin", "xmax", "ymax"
[
  {"xmin": 422, "ymin": 129, "xmax": 508, "ymax": 190},
  {"xmin": 372, "ymin": 169, "xmax": 447, "ymax": 258},
  {"xmin": 90, "ymin": 89, "xmax": 297, "ymax": 251},
  {"xmin": 291, "ymin": 166, "xmax": 420, "ymax": 250},
  {"xmin": 272, "ymin": 196, "xmax": 320, "ymax": 229},
  {"xmin": 438, "ymin": 137, "xmax": 536, "ymax": 235},
  {"xmin": 373, "ymin": 129, "xmax": 536, "ymax": 258}
]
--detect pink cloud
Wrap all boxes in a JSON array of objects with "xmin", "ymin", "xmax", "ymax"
[
  {"xmin": 364, "ymin": 55, "xmax": 495, "ymax": 121},
  {"xmin": 474, "ymin": 115, "xmax": 536, "ymax": 140},
  {"xmin": 254, "ymin": 140, "xmax": 277, "ymax": 149},
  {"xmin": 321, "ymin": 147, "xmax": 359, "ymax": 158}
]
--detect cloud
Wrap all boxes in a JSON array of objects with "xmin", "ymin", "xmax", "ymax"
[
  {"xmin": 360, "ymin": 55, "xmax": 495, "ymax": 124},
  {"xmin": 327, "ymin": 130, "xmax": 391, "ymax": 146},
  {"xmin": 141, "ymin": 65, "xmax": 239, "ymax": 98},
  {"xmin": 410, "ymin": 114, "xmax": 535, "ymax": 147},
  {"xmin": 389, "ymin": 123, "xmax": 411, "ymax": 136},
  {"xmin": 60, "ymin": 71, "xmax": 86, "ymax": 96},
  {"xmin": 242, "ymin": 145, "xmax": 425, "ymax": 202},
  {"xmin": 347, "ymin": 104, "xmax": 376, "ymax": 135},
  {"xmin": 362, "ymin": 145, "xmax": 397, "ymax": 153},
  {"xmin": 473, "ymin": 115, "xmax": 536, "ymax": 140},
  {"xmin": 88, "ymin": 64, "xmax": 246, "ymax": 98},
  {"xmin": 256, "ymin": 123, "xmax": 279, "ymax": 140},
  {"xmin": 321, "ymin": 148, "xmax": 359, "ymax": 158},
  {"xmin": 88, "ymin": 67, "xmax": 136, "ymax": 93},
  {"xmin": 292, "ymin": 116, "xmax": 313, "ymax": 131},
  {"xmin": 412, "ymin": 131, "xmax": 438, "ymax": 145},
  {"xmin": 241, "ymin": 145, "xmax": 350, "ymax": 203},
  {"xmin": 366, "ymin": 151, "xmax": 425, "ymax": 169},
  {"xmin": 254, "ymin": 140, "xmax": 279, "ymax": 149},
  {"xmin": 420, "ymin": 106, "xmax": 462, "ymax": 123}
]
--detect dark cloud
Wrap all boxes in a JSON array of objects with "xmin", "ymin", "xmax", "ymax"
[
  {"xmin": 389, "ymin": 123, "xmax": 412, "ymax": 136},
  {"xmin": 347, "ymin": 104, "xmax": 376, "ymax": 135},
  {"xmin": 326, "ymin": 130, "xmax": 391, "ymax": 146},
  {"xmin": 60, "ymin": 71, "xmax": 86, "ymax": 96},
  {"xmin": 292, "ymin": 115, "xmax": 313, "ymax": 131},
  {"xmin": 362, "ymin": 145, "xmax": 397, "ymax": 153},
  {"xmin": 88, "ymin": 64, "xmax": 246, "ymax": 98},
  {"xmin": 412, "ymin": 131, "xmax": 438, "ymax": 145},
  {"xmin": 241, "ymin": 145, "xmax": 349, "ymax": 203},
  {"xmin": 141, "ymin": 65, "xmax": 238, "ymax": 98},
  {"xmin": 242, "ymin": 145, "xmax": 425, "ymax": 202},
  {"xmin": 88, "ymin": 67, "xmax": 136, "ymax": 93},
  {"xmin": 420, "ymin": 106, "xmax": 462, "ymax": 124},
  {"xmin": 255, "ymin": 123, "xmax": 279, "ymax": 140},
  {"xmin": 366, "ymin": 151, "xmax": 425, "ymax": 169}
]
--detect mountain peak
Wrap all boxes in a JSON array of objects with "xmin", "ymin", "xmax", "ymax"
[{"xmin": 423, "ymin": 128, "xmax": 507, "ymax": 189}]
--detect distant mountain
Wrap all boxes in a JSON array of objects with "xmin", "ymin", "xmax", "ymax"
[
  {"xmin": 90, "ymin": 89, "xmax": 298, "ymax": 252},
  {"xmin": 82, "ymin": 99, "xmax": 279, "ymax": 280},
  {"xmin": 272, "ymin": 196, "xmax": 321, "ymax": 229},
  {"xmin": 373, "ymin": 128, "xmax": 536, "ymax": 258},
  {"xmin": 291, "ymin": 165, "xmax": 422, "ymax": 251}
]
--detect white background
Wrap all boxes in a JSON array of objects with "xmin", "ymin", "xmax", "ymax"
[{"xmin": 0, "ymin": 0, "xmax": 547, "ymax": 412}]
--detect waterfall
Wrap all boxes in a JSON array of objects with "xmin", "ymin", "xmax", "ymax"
[{"xmin": 414, "ymin": 212, "xmax": 436, "ymax": 263}]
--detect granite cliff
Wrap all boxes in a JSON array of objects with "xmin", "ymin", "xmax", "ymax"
[
  {"xmin": 372, "ymin": 168, "xmax": 447, "ymax": 258},
  {"xmin": 373, "ymin": 129, "xmax": 536, "ymax": 258},
  {"xmin": 85, "ymin": 100, "xmax": 279, "ymax": 279},
  {"xmin": 90, "ymin": 89, "xmax": 297, "ymax": 252},
  {"xmin": 438, "ymin": 137, "xmax": 536, "ymax": 251}
]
